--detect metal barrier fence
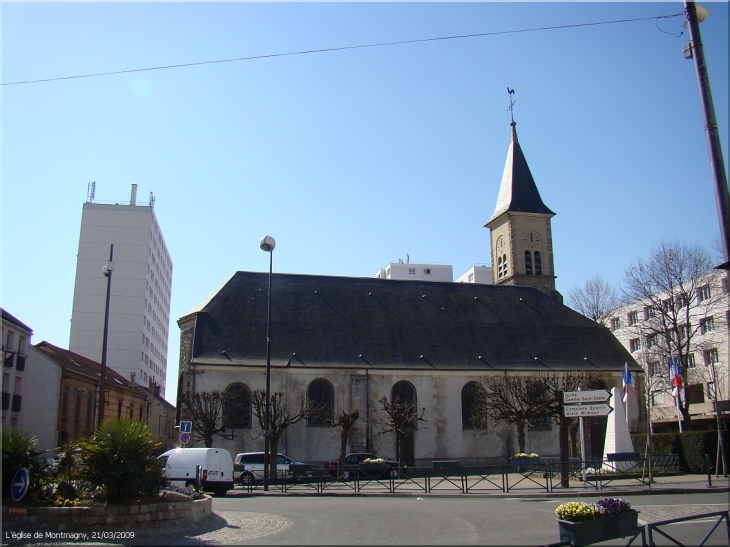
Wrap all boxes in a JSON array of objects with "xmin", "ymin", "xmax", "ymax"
[
  {"xmin": 539, "ymin": 509, "xmax": 730, "ymax": 547},
  {"xmin": 235, "ymin": 454, "xmax": 682, "ymax": 494}
]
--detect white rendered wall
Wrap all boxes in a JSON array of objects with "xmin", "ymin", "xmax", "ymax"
[
  {"xmin": 455, "ymin": 265, "xmax": 494, "ymax": 285},
  {"xmin": 21, "ymin": 346, "xmax": 62, "ymax": 453},
  {"xmin": 375, "ymin": 262, "xmax": 453, "ymax": 282}
]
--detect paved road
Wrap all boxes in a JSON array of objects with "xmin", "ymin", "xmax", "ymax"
[
  {"xmin": 4, "ymin": 476, "xmax": 727, "ymax": 545},
  {"xmin": 120, "ymin": 491, "xmax": 728, "ymax": 545}
]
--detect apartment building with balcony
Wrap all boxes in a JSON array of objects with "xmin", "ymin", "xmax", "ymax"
[{"xmin": 607, "ymin": 270, "xmax": 729, "ymax": 432}]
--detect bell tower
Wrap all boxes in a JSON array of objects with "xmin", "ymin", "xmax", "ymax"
[{"xmin": 486, "ymin": 113, "xmax": 561, "ymax": 302}]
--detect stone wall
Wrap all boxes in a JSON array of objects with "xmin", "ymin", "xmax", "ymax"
[{"xmin": 2, "ymin": 495, "xmax": 212, "ymax": 532}]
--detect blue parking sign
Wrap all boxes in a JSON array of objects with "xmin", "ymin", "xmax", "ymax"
[
  {"xmin": 11, "ymin": 468, "xmax": 29, "ymax": 501},
  {"xmin": 179, "ymin": 420, "xmax": 192, "ymax": 433}
]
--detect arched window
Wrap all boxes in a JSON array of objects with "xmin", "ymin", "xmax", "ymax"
[
  {"xmin": 525, "ymin": 251, "xmax": 533, "ymax": 275},
  {"xmin": 391, "ymin": 380, "xmax": 417, "ymax": 429},
  {"xmin": 307, "ymin": 379, "xmax": 334, "ymax": 426},
  {"xmin": 534, "ymin": 251, "xmax": 542, "ymax": 275},
  {"xmin": 497, "ymin": 256, "xmax": 504, "ymax": 279},
  {"xmin": 224, "ymin": 383, "xmax": 252, "ymax": 429},
  {"xmin": 502, "ymin": 254, "xmax": 508, "ymax": 277},
  {"xmin": 461, "ymin": 381, "xmax": 486, "ymax": 430}
]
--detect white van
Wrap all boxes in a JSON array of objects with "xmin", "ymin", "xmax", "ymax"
[{"xmin": 158, "ymin": 447, "xmax": 235, "ymax": 496}]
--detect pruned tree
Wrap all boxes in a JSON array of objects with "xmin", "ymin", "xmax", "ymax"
[
  {"xmin": 376, "ymin": 395, "xmax": 425, "ymax": 469},
  {"xmin": 328, "ymin": 410, "xmax": 360, "ymax": 477},
  {"xmin": 567, "ymin": 275, "xmax": 621, "ymax": 327},
  {"xmin": 251, "ymin": 389, "xmax": 322, "ymax": 482},
  {"xmin": 180, "ymin": 390, "xmax": 242, "ymax": 447},
  {"xmin": 622, "ymin": 240, "xmax": 720, "ymax": 428}
]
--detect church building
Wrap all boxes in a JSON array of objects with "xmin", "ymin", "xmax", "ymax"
[{"xmin": 176, "ymin": 121, "xmax": 640, "ymax": 466}]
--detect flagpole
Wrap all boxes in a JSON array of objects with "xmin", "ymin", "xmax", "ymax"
[
  {"xmin": 624, "ymin": 363, "xmax": 630, "ymax": 425},
  {"xmin": 671, "ymin": 356, "xmax": 684, "ymax": 433},
  {"xmin": 675, "ymin": 390, "xmax": 684, "ymax": 433}
]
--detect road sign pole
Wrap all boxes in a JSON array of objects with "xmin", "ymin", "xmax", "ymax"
[{"xmin": 578, "ymin": 388, "xmax": 587, "ymax": 486}]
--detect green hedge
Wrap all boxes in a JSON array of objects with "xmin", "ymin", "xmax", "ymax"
[{"xmin": 631, "ymin": 430, "xmax": 728, "ymax": 473}]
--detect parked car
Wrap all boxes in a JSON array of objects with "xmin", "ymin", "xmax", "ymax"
[
  {"xmin": 157, "ymin": 447, "xmax": 235, "ymax": 496},
  {"xmin": 324, "ymin": 452, "xmax": 402, "ymax": 479},
  {"xmin": 234, "ymin": 451, "xmax": 309, "ymax": 485}
]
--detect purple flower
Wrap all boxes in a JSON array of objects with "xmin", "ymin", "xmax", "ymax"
[{"xmin": 596, "ymin": 498, "xmax": 631, "ymax": 516}]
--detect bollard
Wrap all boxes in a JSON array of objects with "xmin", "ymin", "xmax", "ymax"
[
  {"xmin": 705, "ymin": 454, "xmax": 712, "ymax": 487},
  {"xmin": 196, "ymin": 464, "xmax": 202, "ymax": 490}
]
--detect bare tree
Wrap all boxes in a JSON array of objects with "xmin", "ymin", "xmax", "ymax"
[
  {"xmin": 375, "ymin": 395, "xmax": 425, "ymax": 470},
  {"xmin": 531, "ymin": 370, "xmax": 609, "ymax": 487},
  {"xmin": 567, "ymin": 275, "xmax": 621, "ymax": 327},
  {"xmin": 479, "ymin": 371, "xmax": 606, "ymax": 486},
  {"xmin": 250, "ymin": 390, "xmax": 322, "ymax": 482},
  {"xmin": 476, "ymin": 375, "xmax": 546, "ymax": 455},
  {"xmin": 622, "ymin": 240, "xmax": 720, "ymax": 428},
  {"xmin": 328, "ymin": 410, "xmax": 360, "ymax": 478},
  {"xmin": 180, "ymin": 390, "xmax": 241, "ymax": 447}
]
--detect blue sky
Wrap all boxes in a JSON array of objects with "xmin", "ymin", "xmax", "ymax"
[{"xmin": 2, "ymin": 2, "xmax": 728, "ymax": 405}]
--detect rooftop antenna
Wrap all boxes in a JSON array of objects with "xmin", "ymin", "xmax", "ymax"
[
  {"xmin": 507, "ymin": 87, "xmax": 516, "ymax": 122},
  {"xmin": 149, "ymin": 192, "xmax": 156, "ymax": 209},
  {"xmin": 87, "ymin": 181, "xmax": 96, "ymax": 203}
]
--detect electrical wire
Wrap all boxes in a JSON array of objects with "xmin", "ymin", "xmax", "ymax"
[{"xmin": 2, "ymin": 12, "xmax": 684, "ymax": 86}]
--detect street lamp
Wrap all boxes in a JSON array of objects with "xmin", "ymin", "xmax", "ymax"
[
  {"xmin": 98, "ymin": 244, "xmax": 114, "ymax": 426},
  {"xmin": 259, "ymin": 235, "xmax": 276, "ymax": 491}
]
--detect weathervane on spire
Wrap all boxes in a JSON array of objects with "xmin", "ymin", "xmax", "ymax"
[{"xmin": 507, "ymin": 87, "xmax": 516, "ymax": 122}]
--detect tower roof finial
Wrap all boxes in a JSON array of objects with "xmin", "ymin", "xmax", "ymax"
[{"xmin": 507, "ymin": 87, "xmax": 516, "ymax": 124}]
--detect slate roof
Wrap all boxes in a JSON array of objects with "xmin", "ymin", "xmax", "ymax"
[
  {"xmin": 187, "ymin": 271, "xmax": 638, "ymax": 372},
  {"xmin": 487, "ymin": 121, "xmax": 555, "ymax": 224}
]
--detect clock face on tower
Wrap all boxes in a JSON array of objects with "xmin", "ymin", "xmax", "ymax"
[{"xmin": 524, "ymin": 231, "xmax": 541, "ymax": 250}]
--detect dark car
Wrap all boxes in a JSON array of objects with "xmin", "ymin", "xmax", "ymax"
[{"xmin": 324, "ymin": 452, "xmax": 402, "ymax": 479}]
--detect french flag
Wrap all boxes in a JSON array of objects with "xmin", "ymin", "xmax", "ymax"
[
  {"xmin": 668, "ymin": 357, "xmax": 684, "ymax": 397},
  {"xmin": 622, "ymin": 363, "xmax": 637, "ymax": 403}
]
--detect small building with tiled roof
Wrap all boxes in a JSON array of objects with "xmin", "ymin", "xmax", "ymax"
[{"xmin": 34, "ymin": 342, "xmax": 151, "ymax": 446}]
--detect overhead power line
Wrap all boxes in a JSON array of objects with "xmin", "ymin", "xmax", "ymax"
[{"xmin": 2, "ymin": 12, "xmax": 683, "ymax": 86}]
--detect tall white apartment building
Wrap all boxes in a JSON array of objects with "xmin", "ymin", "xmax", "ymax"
[{"xmin": 70, "ymin": 184, "xmax": 172, "ymax": 398}]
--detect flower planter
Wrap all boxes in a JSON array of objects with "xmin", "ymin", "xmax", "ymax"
[
  {"xmin": 557, "ymin": 510, "xmax": 639, "ymax": 547},
  {"xmin": 509, "ymin": 457, "xmax": 540, "ymax": 467}
]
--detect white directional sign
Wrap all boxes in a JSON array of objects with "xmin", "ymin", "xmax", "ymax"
[
  {"xmin": 564, "ymin": 403, "xmax": 613, "ymax": 418},
  {"xmin": 563, "ymin": 389, "xmax": 611, "ymax": 404}
]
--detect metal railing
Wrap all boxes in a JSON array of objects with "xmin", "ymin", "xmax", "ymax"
[
  {"xmin": 233, "ymin": 455, "xmax": 684, "ymax": 495},
  {"xmin": 538, "ymin": 510, "xmax": 730, "ymax": 547},
  {"xmin": 643, "ymin": 509, "xmax": 730, "ymax": 546}
]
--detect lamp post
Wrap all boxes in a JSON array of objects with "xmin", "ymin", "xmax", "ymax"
[
  {"xmin": 259, "ymin": 235, "xmax": 276, "ymax": 491},
  {"xmin": 98, "ymin": 244, "xmax": 114, "ymax": 426},
  {"xmin": 684, "ymin": 2, "xmax": 730, "ymax": 268}
]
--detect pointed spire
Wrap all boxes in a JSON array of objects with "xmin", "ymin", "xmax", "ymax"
[{"xmin": 487, "ymin": 121, "xmax": 554, "ymax": 225}]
